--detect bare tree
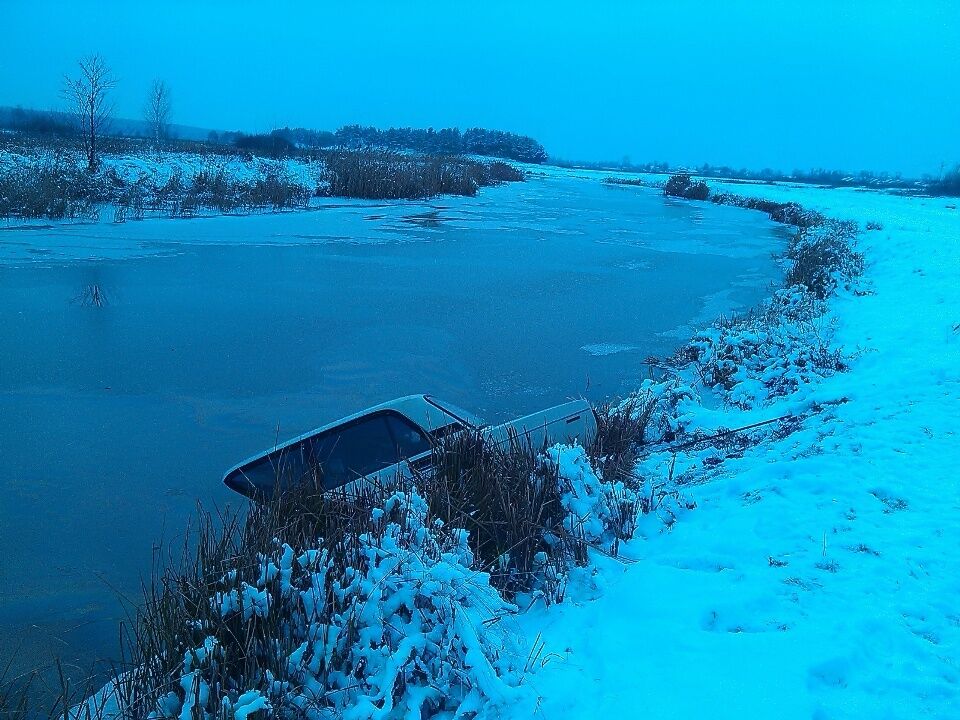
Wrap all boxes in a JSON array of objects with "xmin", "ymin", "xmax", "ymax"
[
  {"xmin": 63, "ymin": 54, "xmax": 115, "ymax": 172},
  {"xmin": 145, "ymin": 79, "xmax": 172, "ymax": 150}
]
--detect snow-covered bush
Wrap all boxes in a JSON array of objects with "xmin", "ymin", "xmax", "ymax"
[
  {"xmin": 672, "ymin": 189, "xmax": 864, "ymax": 410},
  {"xmin": 0, "ymin": 154, "xmax": 104, "ymax": 220},
  {"xmin": 664, "ymin": 172, "xmax": 709, "ymax": 200},
  {"xmin": 785, "ymin": 219, "xmax": 864, "ymax": 299},
  {"xmin": 709, "ymin": 193, "xmax": 827, "ymax": 229},
  {"xmin": 120, "ymin": 489, "xmax": 525, "ymax": 720},
  {"xmin": 678, "ymin": 287, "xmax": 846, "ymax": 408}
]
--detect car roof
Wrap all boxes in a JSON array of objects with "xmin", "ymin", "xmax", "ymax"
[{"xmin": 222, "ymin": 394, "xmax": 479, "ymax": 483}]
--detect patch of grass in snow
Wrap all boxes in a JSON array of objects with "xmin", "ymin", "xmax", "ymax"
[
  {"xmin": 0, "ymin": 156, "xmax": 104, "ymax": 221},
  {"xmin": 589, "ymin": 394, "xmax": 658, "ymax": 483},
  {"xmin": 601, "ymin": 176, "xmax": 647, "ymax": 187},
  {"xmin": 815, "ymin": 560, "xmax": 840, "ymax": 573}
]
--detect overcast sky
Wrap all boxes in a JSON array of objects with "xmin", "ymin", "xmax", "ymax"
[{"xmin": 0, "ymin": 0, "xmax": 956, "ymax": 175}]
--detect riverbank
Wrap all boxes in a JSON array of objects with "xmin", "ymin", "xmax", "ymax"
[{"xmin": 513, "ymin": 181, "xmax": 960, "ymax": 718}]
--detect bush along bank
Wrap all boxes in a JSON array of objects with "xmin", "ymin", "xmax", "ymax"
[{"xmin": 639, "ymin": 183, "xmax": 867, "ymax": 484}]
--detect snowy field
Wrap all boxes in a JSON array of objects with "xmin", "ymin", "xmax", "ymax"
[{"xmin": 509, "ymin": 182, "xmax": 960, "ymax": 719}]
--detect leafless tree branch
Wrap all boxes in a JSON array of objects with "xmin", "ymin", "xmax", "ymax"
[
  {"xmin": 62, "ymin": 54, "xmax": 116, "ymax": 172},
  {"xmin": 145, "ymin": 79, "xmax": 172, "ymax": 150}
]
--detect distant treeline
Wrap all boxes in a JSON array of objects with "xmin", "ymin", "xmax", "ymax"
[
  {"xmin": 0, "ymin": 106, "xmax": 74, "ymax": 136},
  {"xmin": 692, "ymin": 163, "xmax": 921, "ymax": 191},
  {"xmin": 229, "ymin": 125, "xmax": 549, "ymax": 164},
  {"xmin": 0, "ymin": 107, "xmax": 548, "ymax": 165},
  {"xmin": 695, "ymin": 163, "xmax": 959, "ymax": 196},
  {"xmin": 559, "ymin": 156, "xmax": 960, "ymax": 195},
  {"xmin": 928, "ymin": 165, "xmax": 960, "ymax": 197}
]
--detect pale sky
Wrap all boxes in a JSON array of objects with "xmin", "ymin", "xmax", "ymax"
[{"xmin": 0, "ymin": 0, "xmax": 957, "ymax": 175}]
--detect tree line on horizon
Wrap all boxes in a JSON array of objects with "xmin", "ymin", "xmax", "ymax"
[{"xmin": 226, "ymin": 125, "xmax": 549, "ymax": 165}]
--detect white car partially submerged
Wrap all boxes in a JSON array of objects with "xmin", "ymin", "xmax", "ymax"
[{"xmin": 223, "ymin": 394, "xmax": 597, "ymax": 499}]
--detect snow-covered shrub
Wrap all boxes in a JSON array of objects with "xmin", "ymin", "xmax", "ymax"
[
  {"xmin": 415, "ymin": 431, "xmax": 580, "ymax": 601},
  {"xmin": 710, "ymin": 193, "xmax": 826, "ymax": 229},
  {"xmin": 120, "ymin": 488, "xmax": 525, "ymax": 720},
  {"xmin": 551, "ymin": 441, "xmax": 690, "ymax": 554},
  {"xmin": 785, "ymin": 219, "xmax": 864, "ymax": 299},
  {"xmin": 679, "ymin": 287, "xmax": 846, "ymax": 408},
  {"xmin": 0, "ymin": 154, "xmax": 103, "ymax": 220},
  {"xmin": 674, "ymin": 188, "xmax": 863, "ymax": 410},
  {"xmin": 550, "ymin": 444, "xmax": 647, "ymax": 551},
  {"xmin": 664, "ymin": 172, "xmax": 709, "ymax": 200}
]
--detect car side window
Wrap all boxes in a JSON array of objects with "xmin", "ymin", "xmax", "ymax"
[
  {"xmin": 311, "ymin": 415, "xmax": 400, "ymax": 490},
  {"xmin": 384, "ymin": 414, "xmax": 432, "ymax": 458}
]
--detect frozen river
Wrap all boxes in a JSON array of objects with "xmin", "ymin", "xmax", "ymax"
[{"xmin": 0, "ymin": 172, "xmax": 788, "ymax": 673}]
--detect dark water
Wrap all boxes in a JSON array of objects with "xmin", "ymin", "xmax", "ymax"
[{"xmin": 0, "ymin": 175, "xmax": 786, "ymax": 672}]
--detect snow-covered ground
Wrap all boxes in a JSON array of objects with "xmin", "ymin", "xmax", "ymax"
[
  {"xmin": 513, "ymin": 184, "xmax": 960, "ymax": 718},
  {"xmin": 0, "ymin": 147, "xmax": 324, "ymax": 191}
]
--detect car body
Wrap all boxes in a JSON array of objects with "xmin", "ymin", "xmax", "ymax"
[{"xmin": 223, "ymin": 394, "xmax": 597, "ymax": 499}]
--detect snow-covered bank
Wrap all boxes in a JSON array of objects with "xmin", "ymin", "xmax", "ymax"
[{"xmin": 515, "ymin": 185, "xmax": 960, "ymax": 718}]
